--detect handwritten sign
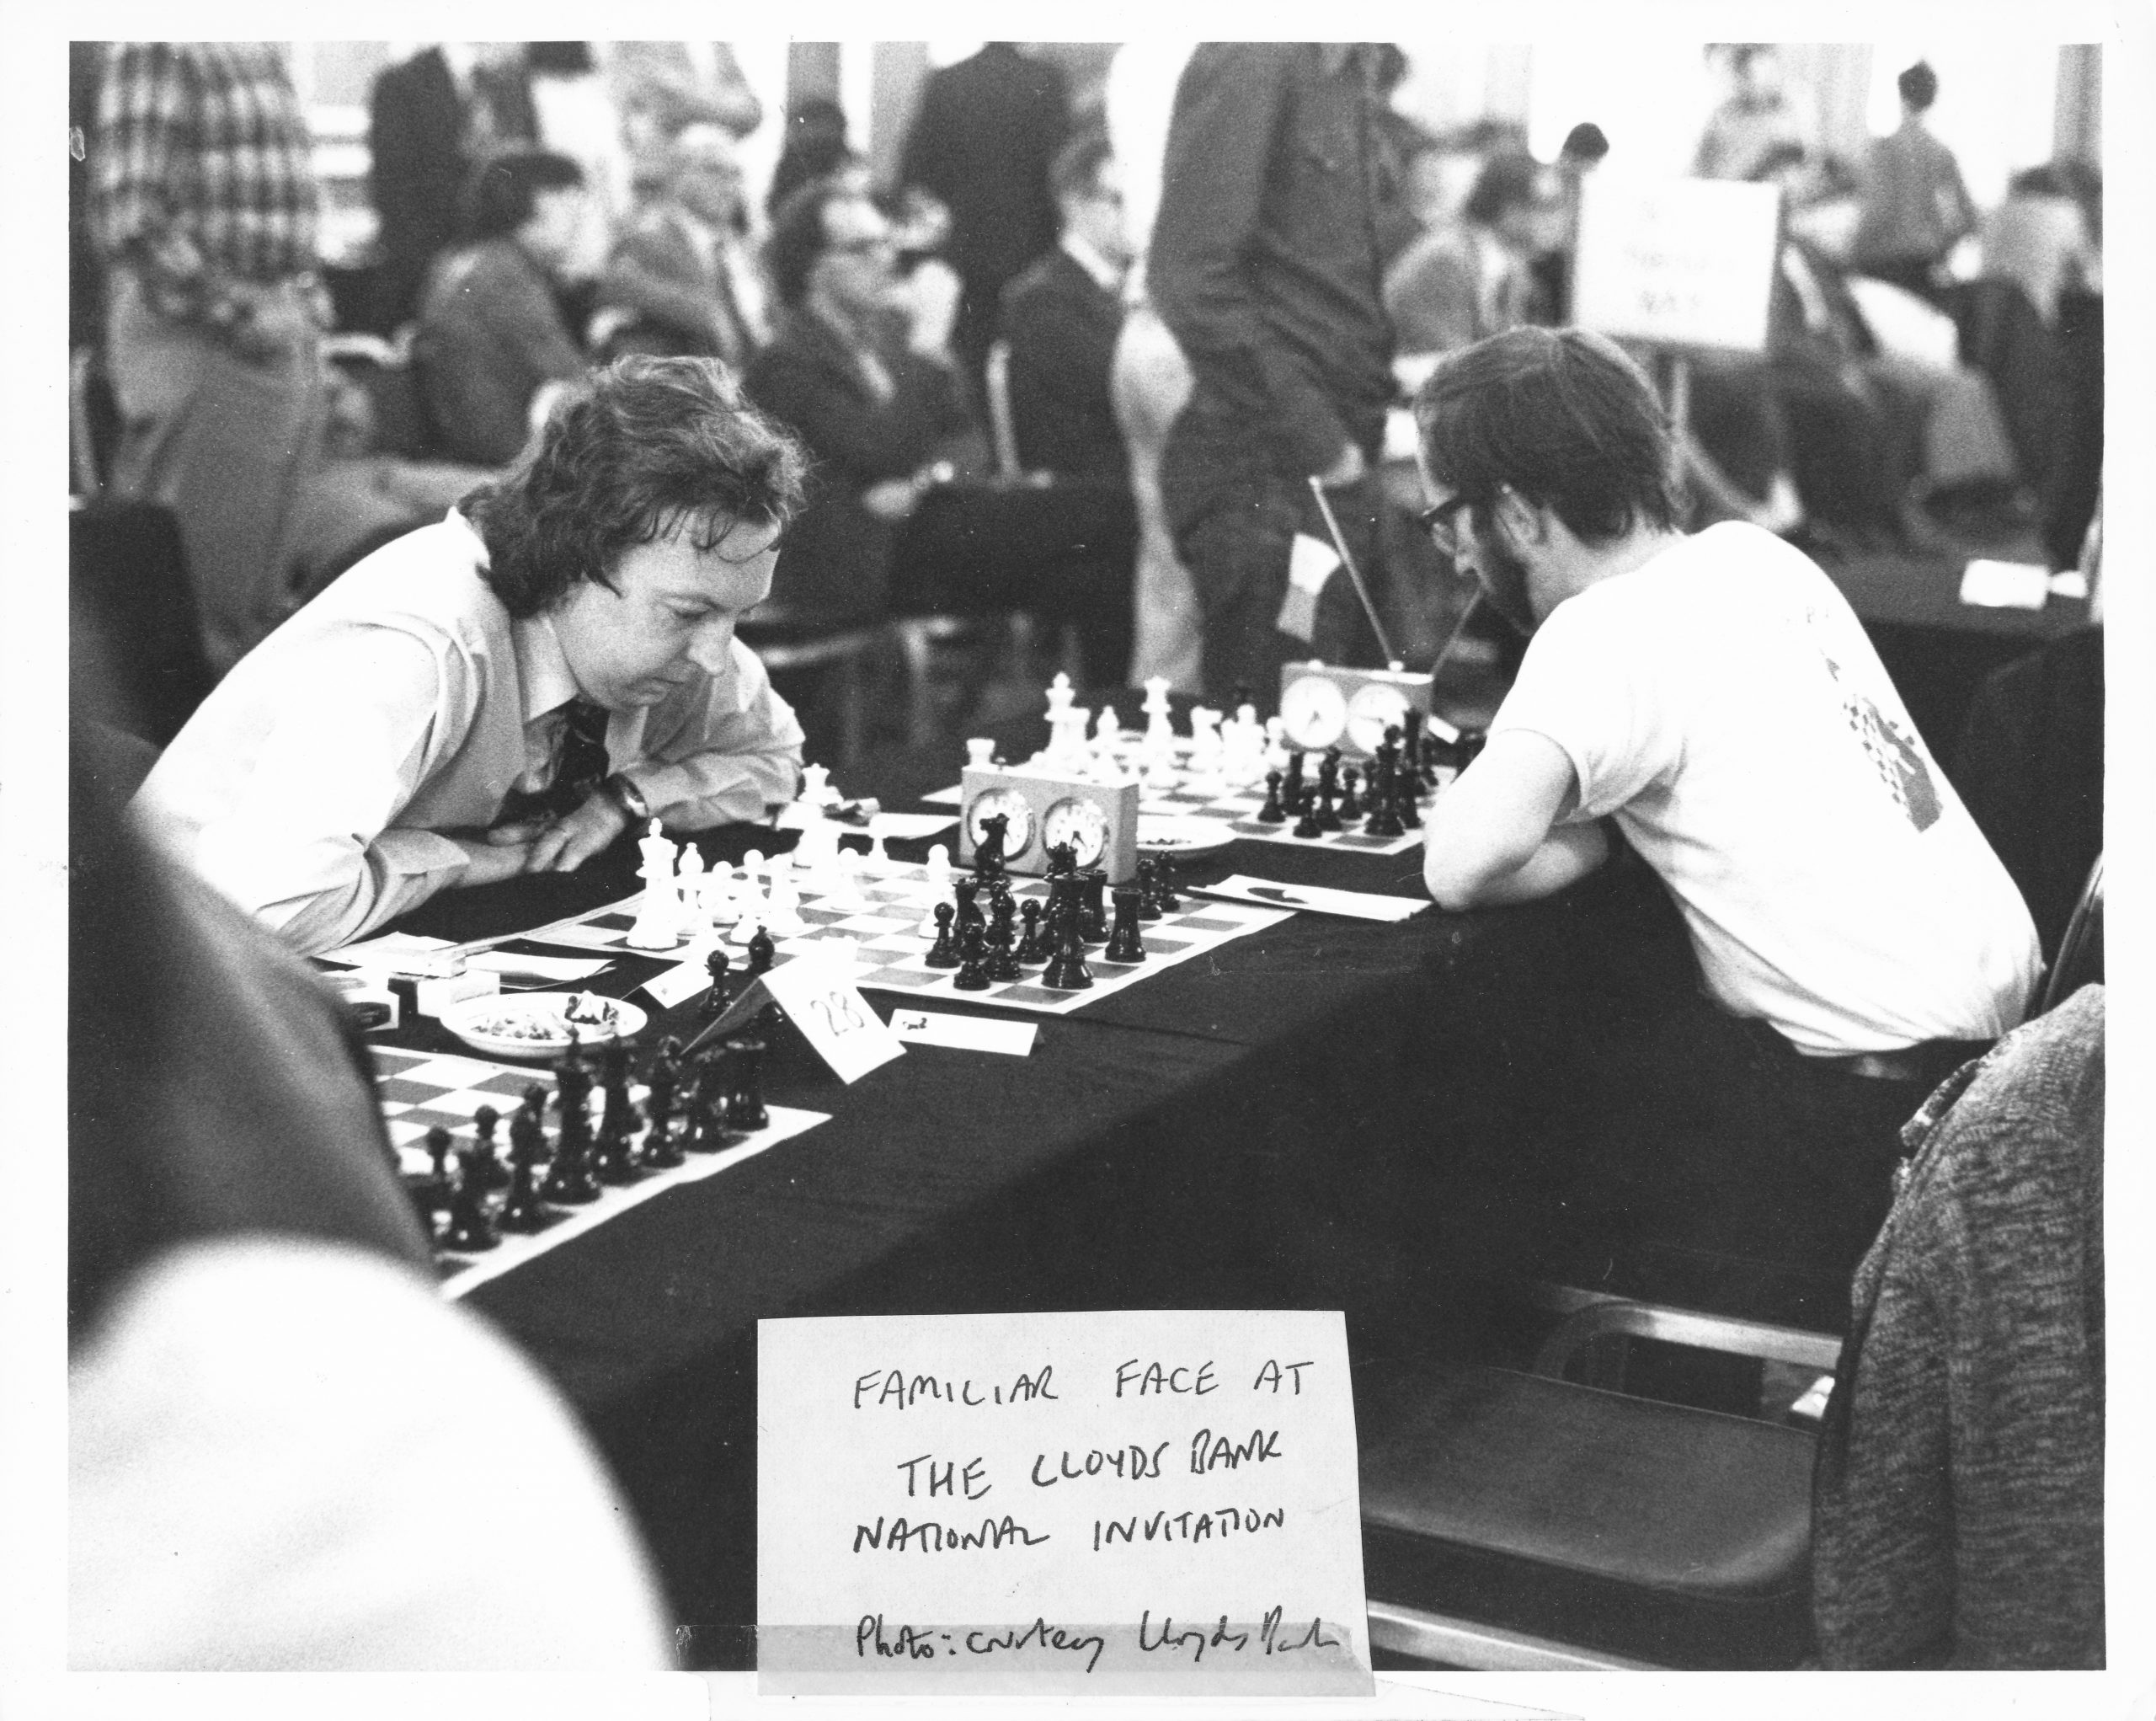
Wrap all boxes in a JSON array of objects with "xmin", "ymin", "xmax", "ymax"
[
  {"xmin": 1572, "ymin": 174, "xmax": 1782, "ymax": 355},
  {"xmin": 758, "ymin": 1310, "xmax": 1370, "ymax": 1696},
  {"xmin": 702, "ymin": 954, "xmax": 903, "ymax": 1084}
]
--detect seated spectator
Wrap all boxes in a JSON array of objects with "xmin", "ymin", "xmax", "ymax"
[
  {"xmin": 1385, "ymin": 152, "xmax": 1563, "ymax": 358},
  {"xmin": 414, "ymin": 150, "xmax": 593, "ymax": 467},
  {"xmin": 744, "ymin": 179, "xmax": 976, "ymax": 623},
  {"xmin": 766, "ymin": 99, "xmax": 865, "ymax": 217},
  {"xmin": 597, "ymin": 123, "xmax": 771, "ymax": 367},
  {"xmin": 1848, "ymin": 60, "xmax": 1977, "ymax": 305},
  {"xmin": 1000, "ymin": 131, "xmax": 1135, "ymax": 479},
  {"xmin": 605, "ymin": 40, "xmax": 764, "ymax": 201}
]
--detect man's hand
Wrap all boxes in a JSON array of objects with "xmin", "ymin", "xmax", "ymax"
[
  {"xmin": 1313, "ymin": 443, "xmax": 1369, "ymax": 489},
  {"xmin": 446, "ymin": 831, "xmax": 539, "ymax": 887},
  {"xmin": 527, "ymin": 791, "xmax": 632, "ymax": 874}
]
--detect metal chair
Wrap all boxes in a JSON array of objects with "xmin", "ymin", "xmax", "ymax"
[{"xmin": 1359, "ymin": 1297, "xmax": 1840, "ymax": 1671}]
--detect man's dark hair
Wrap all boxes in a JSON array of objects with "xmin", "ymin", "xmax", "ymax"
[
  {"xmin": 1560, "ymin": 121, "xmax": 1609, "ymax": 165},
  {"xmin": 1049, "ymin": 129, "xmax": 1113, "ymax": 206},
  {"xmin": 460, "ymin": 355, "xmax": 808, "ymax": 617},
  {"xmin": 765, "ymin": 178, "xmax": 851, "ymax": 307},
  {"xmin": 1414, "ymin": 327, "xmax": 1681, "ymax": 548},
  {"xmin": 1897, "ymin": 60, "xmax": 1940, "ymax": 110},
  {"xmin": 1463, "ymin": 153, "xmax": 1550, "ymax": 227},
  {"xmin": 458, "ymin": 148, "xmax": 584, "ymax": 243}
]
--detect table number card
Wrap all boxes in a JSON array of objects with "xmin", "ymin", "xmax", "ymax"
[
  {"xmin": 702, "ymin": 954, "xmax": 904, "ymax": 1084},
  {"xmin": 759, "ymin": 1309, "xmax": 1371, "ymax": 1697}
]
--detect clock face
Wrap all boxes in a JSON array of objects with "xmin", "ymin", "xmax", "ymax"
[
  {"xmin": 1280, "ymin": 673, "xmax": 1348, "ymax": 751},
  {"xmin": 1041, "ymin": 795, "xmax": 1110, "ymax": 869},
  {"xmin": 964, "ymin": 787, "xmax": 1035, "ymax": 860},
  {"xmin": 1347, "ymin": 683, "xmax": 1412, "ymax": 755}
]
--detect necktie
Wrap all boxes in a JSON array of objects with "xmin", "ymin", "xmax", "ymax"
[{"xmin": 495, "ymin": 700, "xmax": 611, "ymax": 826}]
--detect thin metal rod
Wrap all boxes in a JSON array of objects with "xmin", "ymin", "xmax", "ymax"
[
  {"xmin": 1305, "ymin": 476, "xmax": 1398, "ymax": 666},
  {"xmin": 1426, "ymin": 591, "xmax": 1483, "ymax": 681}
]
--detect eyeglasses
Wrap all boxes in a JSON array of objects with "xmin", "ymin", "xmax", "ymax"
[{"xmin": 1417, "ymin": 495, "xmax": 1473, "ymax": 558}]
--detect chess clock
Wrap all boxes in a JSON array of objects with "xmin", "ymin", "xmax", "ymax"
[
  {"xmin": 958, "ymin": 766, "xmax": 1140, "ymax": 883},
  {"xmin": 1278, "ymin": 661, "xmax": 1435, "ymax": 759}
]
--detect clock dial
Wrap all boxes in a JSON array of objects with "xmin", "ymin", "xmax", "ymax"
[
  {"xmin": 964, "ymin": 787, "xmax": 1035, "ymax": 859},
  {"xmin": 1347, "ymin": 683, "xmax": 1412, "ymax": 755},
  {"xmin": 1042, "ymin": 796, "xmax": 1110, "ymax": 869},
  {"xmin": 1280, "ymin": 674, "xmax": 1348, "ymax": 751}
]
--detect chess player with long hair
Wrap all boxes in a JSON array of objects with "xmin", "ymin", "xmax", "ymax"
[
  {"xmin": 70, "ymin": 713, "xmax": 671, "ymax": 1668},
  {"xmin": 134, "ymin": 355, "xmax": 809, "ymax": 957}
]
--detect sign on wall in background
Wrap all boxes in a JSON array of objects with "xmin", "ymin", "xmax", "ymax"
[
  {"xmin": 1572, "ymin": 176, "xmax": 1784, "ymax": 355},
  {"xmin": 758, "ymin": 1309, "xmax": 1372, "ymax": 1696}
]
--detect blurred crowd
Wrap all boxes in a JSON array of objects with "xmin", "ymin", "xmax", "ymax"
[{"xmin": 69, "ymin": 40, "xmax": 2103, "ymax": 711}]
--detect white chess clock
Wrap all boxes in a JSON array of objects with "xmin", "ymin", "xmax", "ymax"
[
  {"xmin": 963, "ymin": 786, "xmax": 1035, "ymax": 863},
  {"xmin": 1277, "ymin": 661, "xmax": 1435, "ymax": 759},
  {"xmin": 958, "ymin": 765, "xmax": 1139, "ymax": 883}
]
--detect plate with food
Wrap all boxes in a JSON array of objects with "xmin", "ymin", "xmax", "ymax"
[
  {"xmin": 439, "ymin": 991, "xmax": 647, "ymax": 1060},
  {"xmin": 1136, "ymin": 815, "xmax": 1236, "ymax": 855}
]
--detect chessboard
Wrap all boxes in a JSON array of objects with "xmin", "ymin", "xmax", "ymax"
[
  {"xmin": 928, "ymin": 741, "xmax": 1447, "ymax": 858},
  {"xmin": 374, "ymin": 1045, "xmax": 827, "ymax": 1298},
  {"xmin": 525, "ymin": 862, "xmax": 1295, "ymax": 1018}
]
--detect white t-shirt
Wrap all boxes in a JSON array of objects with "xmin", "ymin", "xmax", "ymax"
[{"xmin": 1489, "ymin": 522, "xmax": 2040, "ymax": 1055}]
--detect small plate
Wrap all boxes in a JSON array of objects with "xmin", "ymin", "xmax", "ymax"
[
  {"xmin": 439, "ymin": 991, "xmax": 648, "ymax": 1061},
  {"xmin": 1137, "ymin": 815, "xmax": 1236, "ymax": 855}
]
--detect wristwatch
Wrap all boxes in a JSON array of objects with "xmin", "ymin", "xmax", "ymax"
[{"xmin": 601, "ymin": 772, "xmax": 651, "ymax": 825}]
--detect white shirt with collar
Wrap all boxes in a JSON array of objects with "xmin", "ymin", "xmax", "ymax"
[
  {"xmin": 136, "ymin": 510, "xmax": 804, "ymax": 957},
  {"xmin": 1059, "ymin": 231, "xmax": 1126, "ymax": 297}
]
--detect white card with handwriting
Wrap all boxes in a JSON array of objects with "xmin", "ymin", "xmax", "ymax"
[
  {"xmin": 758, "ymin": 1310, "xmax": 1370, "ymax": 1696},
  {"xmin": 757, "ymin": 955, "xmax": 905, "ymax": 1084}
]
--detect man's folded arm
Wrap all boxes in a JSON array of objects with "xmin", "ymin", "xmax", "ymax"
[
  {"xmin": 162, "ymin": 628, "xmax": 479, "ymax": 956},
  {"xmin": 1422, "ymin": 729, "xmax": 1608, "ymax": 910}
]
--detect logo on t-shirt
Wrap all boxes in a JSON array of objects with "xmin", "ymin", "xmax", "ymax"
[{"xmin": 1822, "ymin": 650, "xmax": 1940, "ymax": 832}]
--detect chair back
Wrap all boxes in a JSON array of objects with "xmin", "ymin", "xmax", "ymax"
[
  {"xmin": 984, "ymin": 339, "xmax": 1023, "ymax": 479},
  {"xmin": 2040, "ymin": 853, "xmax": 2104, "ymax": 1015}
]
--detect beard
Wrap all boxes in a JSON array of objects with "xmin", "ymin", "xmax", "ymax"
[{"xmin": 1472, "ymin": 534, "xmax": 1540, "ymax": 638}]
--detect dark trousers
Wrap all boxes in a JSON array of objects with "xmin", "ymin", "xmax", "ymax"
[{"xmin": 1158, "ymin": 409, "xmax": 1387, "ymax": 713}]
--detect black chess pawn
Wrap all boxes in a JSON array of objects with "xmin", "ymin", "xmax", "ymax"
[
  {"xmin": 682, "ymin": 1049, "xmax": 732, "ymax": 1153},
  {"xmin": 1292, "ymin": 794, "xmax": 1324, "ymax": 839},
  {"xmin": 1150, "ymin": 852, "xmax": 1180, "ymax": 912},
  {"xmin": 639, "ymin": 1040, "xmax": 686, "ymax": 1169},
  {"xmin": 1015, "ymin": 897, "xmax": 1047, "ymax": 964},
  {"xmin": 745, "ymin": 925, "xmax": 776, "ymax": 977},
  {"xmin": 418, "ymin": 1125, "xmax": 456, "ymax": 1217},
  {"xmin": 440, "ymin": 1145, "xmax": 501, "ymax": 1252},
  {"xmin": 1257, "ymin": 770, "xmax": 1287, "ymax": 824},
  {"xmin": 498, "ymin": 1104, "xmax": 557, "ymax": 1232},
  {"xmin": 1040, "ymin": 911, "xmax": 1093, "ymax": 990},
  {"xmin": 952, "ymin": 919, "xmax": 991, "ymax": 990},
  {"xmin": 924, "ymin": 901, "xmax": 960, "ymax": 967},
  {"xmin": 1102, "ymin": 886, "xmax": 1147, "ymax": 963},
  {"xmin": 1078, "ymin": 869, "xmax": 1109, "ymax": 943},
  {"xmin": 468, "ymin": 1103, "xmax": 509, "ymax": 1190},
  {"xmin": 986, "ymin": 911, "xmax": 1022, "ymax": 981},
  {"xmin": 1337, "ymin": 765, "xmax": 1364, "ymax": 822},
  {"xmin": 728, "ymin": 1038, "xmax": 770, "ymax": 1132},
  {"xmin": 702, "ymin": 949, "xmax": 733, "ymax": 1019}
]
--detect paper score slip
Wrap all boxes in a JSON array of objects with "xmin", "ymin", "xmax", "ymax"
[
  {"xmin": 1195, "ymin": 876, "xmax": 1428, "ymax": 922},
  {"xmin": 758, "ymin": 1309, "xmax": 1371, "ymax": 1697},
  {"xmin": 1958, "ymin": 559, "xmax": 2052, "ymax": 610},
  {"xmin": 889, "ymin": 1010, "xmax": 1038, "ymax": 1056}
]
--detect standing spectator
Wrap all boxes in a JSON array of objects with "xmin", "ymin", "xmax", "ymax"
[
  {"xmin": 898, "ymin": 42, "xmax": 1071, "ymax": 402},
  {"xmin": 88, "ymin": 42, "xmax": 334, "ymax": 671},
  {"xmin": 766, "ymin": 98, "xmax": 860, "ymax": 218},
  {"xmin": 413, "ymin": 151, "xmax": 592, "ymax": 468},
  {"xmin": 526, "ymin": 41, "xmax": 632, "ymax": 264},
  {"xmin": 598, "ymin": 123, "xmax": 769, "ymax": 367},
  {"xmin": 1001, "ymin": 132, "xmax": 1135, "ymax": 480},
  {"xmin": 1149, "ymin": 43, "xmax": 1395, "ymax": 710},
  {"xmin": 367, "ymin": 43, "xmax": 538, "ymax": 333},
  {"xmin": 1849, "ymin": 61, "xmax": 1979, "ymax": 304},
  {"xmin": 744, "ymin": 181, "xmax": 974, "ymax": 623},
  {"xmin": 604, "ymin": 40, "xmax": 764, "ymax": 202},
  {"xmin": 1000, "ymin": 131, "xmax": 1143, "ymax": 685},
  {"xmin": 1694, "ymin": 44, "xmax": 1809, "ymax": 184}
]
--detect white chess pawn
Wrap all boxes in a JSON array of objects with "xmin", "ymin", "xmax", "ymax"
[
  {"xmin": 626, "ymin": 819, "xmax": 683, "ymax": 949},
  {"xmin": 728, "ymin": 863, "xmax": 768, "ymax": 943},
  {"xmin": 765, "ymin": 853, "xmax": 807, "ymax": 937},
  {"xmin": 965, "ymin": 736, "xmax": 996, "ymax": 769},
  {"xmin": 918, "ymin": 842, "xmax": 953, "ymax": 935},
  {"xmin": 675, "ymin": 848, "xmax": 708, "ymax": 940},
  {"xmin": 828, "ymin": 845, "xmax": 867, "ymax": 911}
]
